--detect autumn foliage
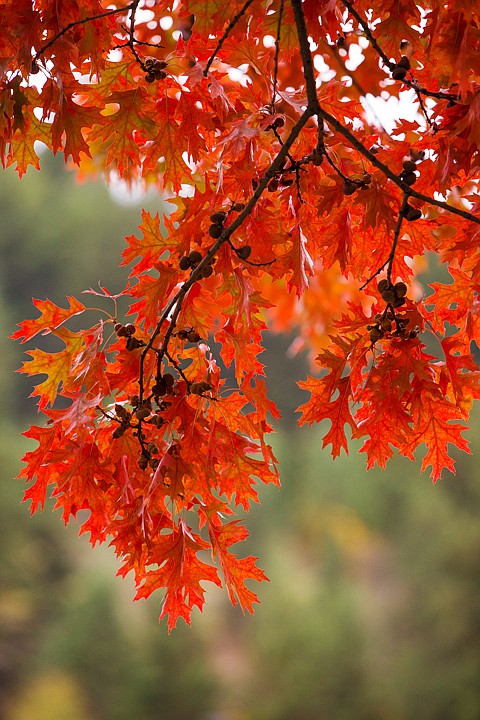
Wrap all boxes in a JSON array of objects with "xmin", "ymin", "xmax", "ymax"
[{"xmin": 4, "ymin": 0, "xmax": 480, "ymax": 629}]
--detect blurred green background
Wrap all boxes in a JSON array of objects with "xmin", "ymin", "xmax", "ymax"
[{"xmin": 1, "ymin": 154, "xmax": 480, "ymax": 720}]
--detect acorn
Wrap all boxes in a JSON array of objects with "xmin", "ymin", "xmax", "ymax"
[
  {"xmin": 397, "ymin": 55, "xmax": 411, "ymax": 70},
  {"xmin": 208, "ymin": 223, "xmax": 223, "ymax": 239},
  {"xmin": 237, "ymin": 245, "xmax": 252, "ymax": 260},
  {"xmin": 404, "ymin": 204, "xmax": 422, "ymax": 221},
  {"xmin": 342, "ymin": 179, "xmax": 357, "ymax": 195},
  {"xmin": 369, "ymin": 327, "xmax": 384, "ymax": 343},
  {"xmin": 395, "ymin": 281, "xmax": 407, "ymax": 298},
  {"xmin": 163, "ymin": 372, "xmax": 175, "ymax": 387},
  {"xmin": 124, "ymin": 323, "xmax": 136, "ymax": 335},
  {"xmin": 188, "ymin": 250, "xmax": 202, "ymax": 264},
  {"xmin": 402, "ymin": 159, "xmax": 416, "ymax": 172},
  {"xmin": 115, "ymin": 323, "xmax": 129, "ymax": 337},
  {"xmin": 135, "ymin": 406, "xmax": 151, "ymax": 420},
  {"xmin": 137, "ymin": 454, "xmax": 149, "ymax": 470},
  {"xmin": 401, "ymin": 170, "xmax": 417, "ymax": 185},
  {"xmin": 179, "ymin": 255, "xmax": 192, "ymax": 270},
  {"xmin": 381, "ymin": 289, "xmax": 397, "ymax": 304},
  {"xmin": 112, "ymin": 426, "xmax": 126, "ymax": 439},
  {"xmin": 186, "ymin": 330, "xmax": 200, "ymax": 343},
  {"xmin": 115, "ymin": 404, "xmax": 130, "ymax": 420},
  {"xmin": 210, "ymin": 211, "xmax": 227, "ymax": 224},
  {"xmin": 377, "ymin": 279, "xmax": 390, "ymax": 293},
  {"xmin": 152, "ymin": 379, "xmax": 167, "ymax": 396},
  {"xmin": 201, "ymin": 264, "xmax": 214, "ymax": 278},
  {"xmin": 232, "ymin": 202, "xmax": 245, "ymax": 212},
  {"xmin": 311, "ymin": 148, "xmax": 323, "ymax": 166}
]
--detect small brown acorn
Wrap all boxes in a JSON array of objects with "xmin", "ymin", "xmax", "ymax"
[
  {"xmin": 404, "ymin": 204, "xmax": 422, "ymax": 221},
  {"xmin": 237, "ymin": 245, "xmax": 252, "ymax": 260},
  {"xmin": 381, "ymin": 289, "xmax": 397, "ymax": 304},
  {"xmin": 163, "ymin": 372, "xmax": 175, "ymax": 387},
  {"xmin": 395, "ymin": 281, "xmax": 407, "ymax": 298},
  {"xmin": 201, "ymin": 264, "xmax": 214, "ymax": 278},
  {"xmin": 401, "ymin": 170, "xmax": 417, "ymax": 186},
  {"xmin": 402, "ymin": 159, "xmax": 417, "ymax": 172},
  {"xmin": 210, "ymin": 211, "xmax": 227, "ymax": 224},
  {"xmin": 369, "ymin": 327, "xmax": 384, "ymax": 343},
  {"xmin": 135, "ymin": 406, "xmax": 151, "ymax": 420},
  {"xmin": 208, "ymin": 223, "xmax": 223, "ymax": 239},
  {"xmin": 188, "ymin": 250, "xmax": 202, "ymax": 265},
  {"xmin": 342, "ymin": 179, "xmax": 357, "ymax": 195},
  {"xmin": 186, "ymin": 330, "xmax": 200, "ymax": 343},
  {"xmin": 137, "ymin": 454, "xmax": 149, "ymax": 470},
  {"xmin": 179, "ymin": 255, "xmax": 192, "ymax": 270}
]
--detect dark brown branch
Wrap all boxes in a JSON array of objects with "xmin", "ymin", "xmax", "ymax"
[
  {"xmin": 203, "ymin": 0, "xmax": 257, "ymax": 76},
  {"xmin": 290, "ymin": 0, "xmax": 318, "ymax": 109}
]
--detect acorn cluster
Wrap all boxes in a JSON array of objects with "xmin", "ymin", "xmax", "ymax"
[
  {"xmin": 208, "ymin": 210, "xmax": 228, "ymax": 239},
  {"xmin": 144, "ymin": 57, "xmax": 167, "ymax": 83},
  {"xmin": 367, "ymin": 311, "xmax": 416, "ymax": 345},
  {"xmin": 377, "ymin": 278, "xmax": 407, "ymax": 308},
  {"xmin": 207, "ymin": 202, "xmax": 245, "ymax": 239},
  {"xmin": 138, "ymin": 441, "xmax": 161, "ymax": 471},
  {"xmin": 392, "ymin": 55, "xmax": 410, "ymax": 81},
  {"xmin": 179, "ymin": 249, "xmax": 216, "ymax": 278},
  {"xmin": 176, "ymin": 327, "xmax": 201, "ymax": 342},
  {"xmin": 342, "ymin": 173, "xmax": 371, "ymax": 196},
  {"xmin": 115, "ymin": 322, "xmax": 144, "ymax": 350},
  {"xmin": 400, "ymin": 158, "xmax": 418, "ymax": 186},
  {"xmin": 367, "ymin": 279, "xmax": 416, "ymax": 345}
]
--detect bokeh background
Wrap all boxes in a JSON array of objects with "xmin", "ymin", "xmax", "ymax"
[{"xmin": 1, "ymin": 154, "xmax": 480, "ymax": 720}]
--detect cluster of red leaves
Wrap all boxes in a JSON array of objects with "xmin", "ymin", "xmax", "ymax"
[{"xmin": 5, "ymin": 0, "xmax": 480, "ymax": 628}]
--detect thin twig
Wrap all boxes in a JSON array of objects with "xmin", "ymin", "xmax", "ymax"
[
  {"xmin": 271, "ymin": 0, "xmax": 285, "ymax": 109},
  {"xmin": 360, "ymin": 193, "xmax": 410, "ymax": 288},
  {"xmin": 340, "ymin": 0, "xmax": 394, "ymax": 70},
  {"xmin": 33, "ymin": 5, "xmax": 135, "ymax": 63},
  {"xmin": 203, "ymin": 0, "xmax": 257, "ymax": 76}
]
